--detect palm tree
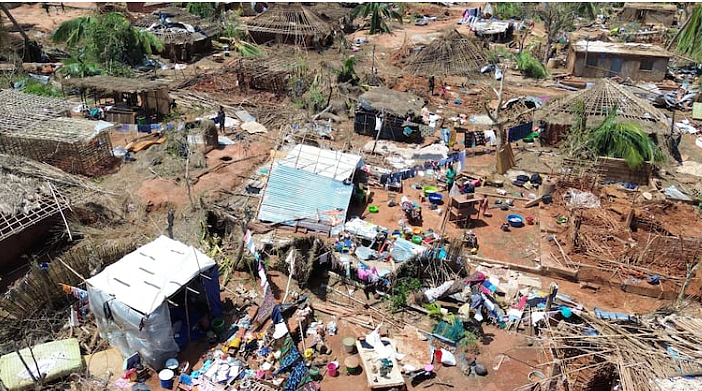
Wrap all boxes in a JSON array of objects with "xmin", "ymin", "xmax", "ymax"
[
  {"xmin": 673, "ymin": 4, "xmax": 702, "ymax": 62},
  {"xmin": 53, "ymin": 12, "xmax": 163, "ymax": 69},
  {"xmin": 59, "ymin": 52, "xmax": 101, "ymax": 78},
  {"xmin": 352, "ymin": 3, "xmax": 404, "ymax": 35},
  {"xmin": 52, "ymin": 15, "xmax": 93, "ymax": 47},
  {"xmin": 222, "ymin": 13, "xmax": 262, "ymax": 57},
  {"xmin": 586, "ymin": 110, "xmax": 665, "ymax": 169}
]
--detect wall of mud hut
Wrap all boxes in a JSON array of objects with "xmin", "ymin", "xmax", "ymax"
[{"xmin": 0, "ymin": 132, "xmax": 114, "ymax": 176}]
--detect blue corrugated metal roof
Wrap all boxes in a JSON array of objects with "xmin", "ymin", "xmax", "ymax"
[{"xmin": 257, "ymin": 164, "xmax": 354, "ymax": 234}]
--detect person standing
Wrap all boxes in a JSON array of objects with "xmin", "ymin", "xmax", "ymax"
[
  {"xmin": 217, "ymin": 106, "xmax": 225, "ymax": 133},
  {"xmin": 440, "ymin": 84, "xmax": 447, "ymax": 100},
  {"xmin": 445, "ymin": 163, "xmax": 456, "ymax": 191},
  {"xmin": 42, "ymin": 3, "xmax": 50, "ymax": 15},
  {"xmin": 428, "ymin": 75, "xmax": 435, "ymax": 96}
]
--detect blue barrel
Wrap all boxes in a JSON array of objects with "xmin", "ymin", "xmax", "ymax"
[{"xmin": 159, "ymin": 369, "xmax": 174, "ymax": 389}]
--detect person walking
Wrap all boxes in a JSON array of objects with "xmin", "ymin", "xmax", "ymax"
[{"xmin": 42, "ymin": 3, "xmax": 50, "ymax": 15}]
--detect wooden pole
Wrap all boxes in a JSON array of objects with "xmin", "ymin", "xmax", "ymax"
[{"xmin": 49, "ymin": 183, "xmax": 72, "ymax": 241}]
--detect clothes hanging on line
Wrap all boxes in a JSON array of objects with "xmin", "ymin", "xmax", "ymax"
[{"xmin": 508, "ymin": 121, "xmax": 533, "ymax": 142}]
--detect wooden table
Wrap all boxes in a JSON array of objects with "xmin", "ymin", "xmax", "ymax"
[{"xmin": 356, "ymin": 339, "xmax": 406, "ymax": 390}]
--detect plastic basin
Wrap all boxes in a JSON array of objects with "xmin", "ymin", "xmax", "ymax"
[
  {"xmin": 427, "ymin": 193, "xmax": 443, "ymax": 204},
  {"xmin": 507, "ymin": 214, "xmax": 524, "ymax": 227},
  {"xmin": 423, "ymin": 186, "xmax": 438, "ymax": 196}
]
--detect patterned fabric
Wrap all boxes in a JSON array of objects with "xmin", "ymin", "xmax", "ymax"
[
  {"xmin": 284, "ymin": 361, "xmax": 309, "ymax": 391},
  {"xmin": 276, "ymin": 336, "xmax": 301, "ymax": 375},
  {"xmin": 254, "ymin": 285, "xmax": 275, "ymax": 323}
]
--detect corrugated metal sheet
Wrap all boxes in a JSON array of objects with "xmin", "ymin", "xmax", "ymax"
[
  {"xmin": 257, "ymin": 164, "xmax": 354, "ymax": 234},
  {"xmin": 280, "ymin": 144, "xmax": 363, "ymax": 181}
]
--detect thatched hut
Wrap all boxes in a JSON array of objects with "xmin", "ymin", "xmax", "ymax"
[
  {"xmin": 61, "ymin": 76, "xmax": 171, "ymax": 124},
  {"xmin": 354, "ymin": 87, "xmax": 426, "ymax": 143},
  {"xmin": 0, "ymin": 89, "xmax": 116, "ymax": 176},
  {"xmin": 0, "ymin": 153, "xmax": 99, "ymax": 272},
  {"xmin": 244, "ymin": 4, "xmax": 332, "ymax": 47},
  {"xmin": 134, "ymin": 7, "xmax": 223, "ymax": 62},
  {"xmin": 536, "ymin": 78, "xmax": 670, "ymax": 146},
  {"xmin": 403, "ymin": 29, "xmax": 489, "ymax": 77},
  {"xmin": 228, "ymin": 56, "xmax": 311, "ymax": 95}
]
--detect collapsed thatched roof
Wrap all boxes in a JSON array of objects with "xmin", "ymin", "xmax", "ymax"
[
  {"xmin": 134, "ymin": 7, "xmax": 223, "ymax": 45},
  {"xmin": 245, "ymin": 4, "xmax": 332, "ymax": 43},
  {"xmin": 357, "ymin": 87, "xmax": 425, "ymax": 118},
  {"xmin": 0, "ymin": 154, "xmax": 100, "ymax": 241},
  {"xmin": 536, "ymin": 79, "xmax": 669, "ymax": 133},
  {"xmin": 0, "ymin": 89, "xmax": 114, "ymax": 143},
  {"xmin": 403, "ymin": 29, "xmax": 489, "ymax": 77},
  {"xmin": 62, "ymin": 75, "xmax": 169, "ymax": 94},
  {"xmin": 0, "ymin": 89, "xmax": 73, "ymax": 119}
]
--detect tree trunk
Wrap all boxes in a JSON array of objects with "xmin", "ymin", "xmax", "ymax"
[{"xmin": 542, "ymin": 38, "xmax": 552, "ymax": 64}]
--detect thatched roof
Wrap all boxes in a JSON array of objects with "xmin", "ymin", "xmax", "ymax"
[
  {"xmin": 403, "ymin": 30, "xmax": 489, "ymax": 77},
  {"xmin": 0, "ymin": 154, "xmax": 99, "ymax": 241},
  {"xmin": 0, "ymin": 89, "xmax": 73, "ymax": 118},
  {"xmin": 536, "ymin": 79, "xmax": 670, "ymax": 133},
  {"xmin": 245, "ymin": 4, "xmax": 332, "ymax": 44},
  {"xmin": 0, "ymin": 89, "xmax": 114, "ymax": 143},
  {"xmin": 310, "ymin": 3, "xmax": 353, "ymax": 23},
  {"xmin": 357, "ymin": 87, "xmax": 425, "ymax": 118},
  {"xmin": 62, "ymin": 76, "xmax": 169, "ymax": 94}
]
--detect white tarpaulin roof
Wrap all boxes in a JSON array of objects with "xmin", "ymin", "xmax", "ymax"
[
  {"xmin": 87, "ymin": 235, "xmax": 216, "ymax": 315},
  {"xmin": 279, "ymin": 144, "xmax": 363, "ymax": 181}
]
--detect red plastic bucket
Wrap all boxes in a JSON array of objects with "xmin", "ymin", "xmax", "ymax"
[{"xmin": 327, "ymin": 362, "xmax": 338, "ymax": 377}]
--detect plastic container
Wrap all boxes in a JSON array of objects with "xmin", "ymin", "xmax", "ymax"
[
  {"xmin": 368, "ymin": 205, "xmax": 379, "ymax": 213},
  {"xmin": 342, "ymin": 337, "xmax": 356, "ymax": 353},
  {"xmin": 427, "ymin": 193, "xmax": 443, "ymax": 204},
  {"xmin": 423, "ymin": 186, "xmax": 438, "ymax": 196},
  {"xmin": 304, "ymin": 348, "xmax": 314, "ymax": 359},
  {"xmin": 309, "ymin": 366, "xmax": 321, "ymax": 380},
  {"xmin": 525, "ymin": 216, "xmax": 534, "ymax": 225},
  {"xmin": 212, "ymin": 317, "xmax": 226, "ymax": 335},
  {"xmin": 159, "ymin": 369, "xmax": 175, "ymax": 389},
  {"xmin": 412, "ymin": 227, "xmax": 423, "ymax": 236},
  {"xmin": 345, "ymin": 356, "xmax": 360, "ymax": 375},
  {"xmin": 165, "ymin": 358, "xmax": 179, "ymax": 370},
  {"xmin": 411, "ymin": 235, "xmax": 423, "ymax": 244},
  {"xmin": 507, "ymin": 214, "xmax": 524, "ymax": 228},
  {"xmin": 327, "ymin": 362, "xmax": 338, "ymax": 377}
]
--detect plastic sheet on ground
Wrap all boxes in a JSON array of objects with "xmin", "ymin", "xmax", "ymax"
[
  {"xmin": 565, "ymin": 189, "xmax": 600, "ymax": 209},
  {"xmin": 663, "ymin": 185, "xmax": 693, "ymax": 201},
  {"xmin": 390, "ymin": 238, "xmax": 426, "ymax": 262},
  {"xmin": 344, "ymin": 217, "xmax": 384, "ymax": 241}
]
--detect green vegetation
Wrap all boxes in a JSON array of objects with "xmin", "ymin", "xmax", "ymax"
[
  {"xmin": 336, "ymin": 56, "xmax": 359, "ymax": 85},
  {"xmin": 352, "ymin": 2, "xmax": 404, "ymax": 35},
  {"xmin": 493, "ymin": 3, "xmax": 524, "ymax": 19},
  {"xmin": 386, "ymin": 278, "xmax": 421, "ymax": 311},
  {"xmin": 222, "ymin": 13, "xmax": 263, "ymax": 57},
  {"xmin": 587, "ymin": 110, "xmax": 665, "ymax": 169},
  {"xmin": 674, "ymin": 4, "xmax": 702, "ymax": 62},
  {"xmin": 487, "ymin": 46, "xmax": 512, "ymax": 64},
  {"xmin": 53, "ymin": 12, "xmax": 164, "ymax": 75},
  {"xmin": 458, "ymin": 330, "xmax": 480, "ymax": 354},
  {"xmin": 20, "ymin": 78, "xmax": 63, "ymax": 97},
  {"xmin": 59, "ymin": 52, "xmax": 101, "ymax": 78},
  {"xmin": 515, "ymin": 51, "xmax": 548, "ymax": 79},
  {"xmin": 186, "ymin": 2, "xmax": 218, "ymax": 18}
]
